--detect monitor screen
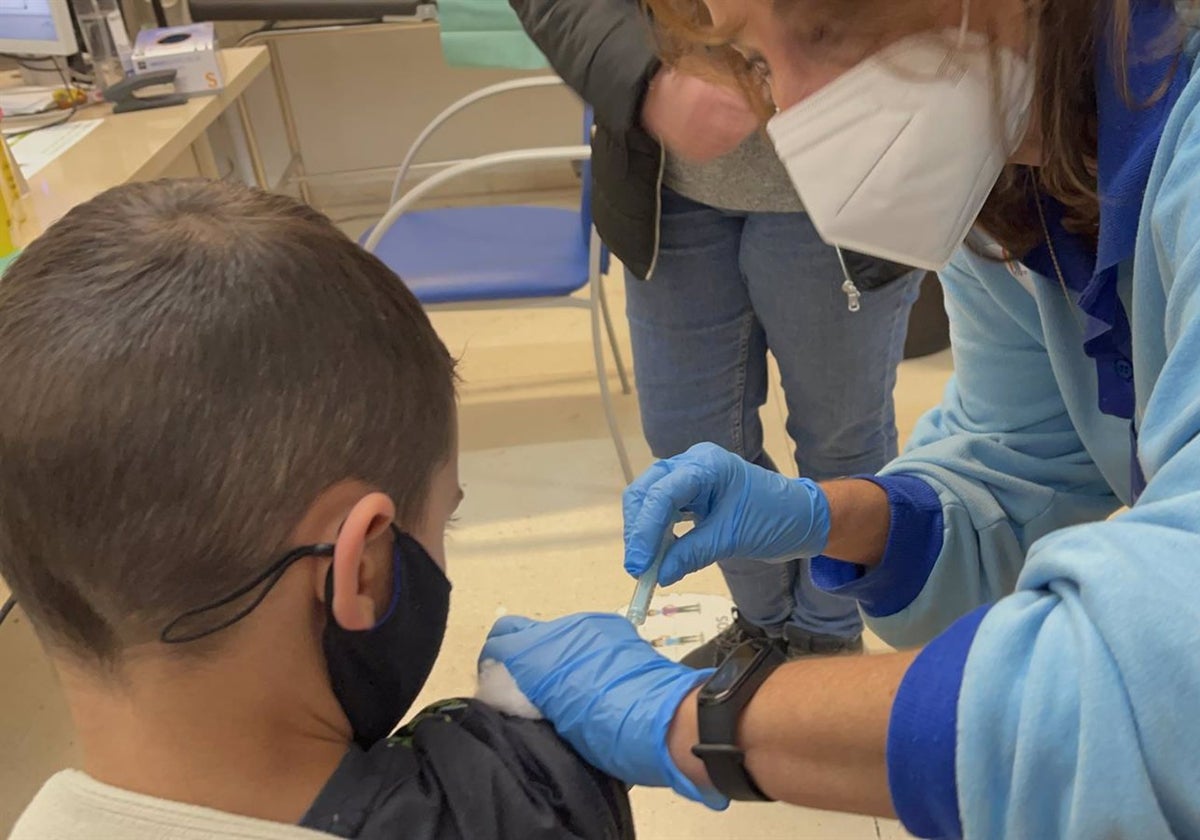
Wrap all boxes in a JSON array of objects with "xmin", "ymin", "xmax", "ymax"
[{"xmin": 0, "ymin": 0, "xmax": 78, "ymax": 55}]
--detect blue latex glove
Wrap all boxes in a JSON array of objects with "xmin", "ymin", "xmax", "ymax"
[
  {"xmin": 480, "ymin": 612, "xmax": 728, "ymax": 810},
  {"xmin": 624, "ymin": 442, "xmax": 831, "ymax": 585}
]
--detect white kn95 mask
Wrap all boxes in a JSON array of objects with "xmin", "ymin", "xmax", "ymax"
[{"xmin": 766, "ymin": 26, "xmax": 1033, "ymax": 271}]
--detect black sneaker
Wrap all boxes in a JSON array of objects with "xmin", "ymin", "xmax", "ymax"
[
  {"xmin": 681, "ymin": 610, "xmax": 781, "ymax": 669},
  {"xmin": 783, "ymin": 624, "xmax": 864, "ymax": 658}
]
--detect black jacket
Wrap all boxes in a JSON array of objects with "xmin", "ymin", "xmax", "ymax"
[
  {"xmin": 510, "ymin": 0, "xmax": 914, "ymax": 287},
  {"xmin": 301, "ymin": 699, "xmax": 634, "ymax": 840},
  {"xmin": 511, "ymin": 0, "xmax": 663, "ymax": 279}
]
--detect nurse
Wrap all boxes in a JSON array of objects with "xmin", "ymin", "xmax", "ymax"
[{"xmin": 478, "ymin": 0, "xmax": 1200, "ymax": 836}]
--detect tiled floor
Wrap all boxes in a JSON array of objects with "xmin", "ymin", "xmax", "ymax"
[{"xmin": 0, "ymin": 267, "xmax": 952, "ymax": 838}]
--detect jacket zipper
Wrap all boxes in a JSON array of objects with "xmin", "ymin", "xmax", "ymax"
[
  {"xmin": 834, "ymin": 246, "xmax": 862, "ymax": 312},
  {"xmin": 643, "ymin": 145, "xmax": 667, "ymax": 281}
]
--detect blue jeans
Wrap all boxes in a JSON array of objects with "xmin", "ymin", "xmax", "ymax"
[{"xmin": 625, "ymin": 189, "xmax": 921, "ymax": 639}]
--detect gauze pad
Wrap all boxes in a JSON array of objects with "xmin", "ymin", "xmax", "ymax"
[{"xmin": 475, "ymin": 659, "xmax": 543, "ymax": 720}]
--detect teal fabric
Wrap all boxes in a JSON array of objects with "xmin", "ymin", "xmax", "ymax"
[
  {"xmin": 438, "ymin": 0, "xmax": 549, "ymax": 69},
  {"xmin": 0, "ymin": 251, "xmax": 18, "ymax": 276}
]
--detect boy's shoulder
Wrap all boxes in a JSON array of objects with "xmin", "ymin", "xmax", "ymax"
[
  {"xmin": 10, "ymin": 770, "xmax": 326, "ymax": 840},
  {"xmin": 301, "ymin": 698, "xmax": 635, "ymax": 840},
  {"xmin": 11, "ymin": 701, "xmax": 634, "ymax": 840}
]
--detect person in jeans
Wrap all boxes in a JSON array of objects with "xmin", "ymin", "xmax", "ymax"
[{"xmin": 511, "ymin": 0, "xmax": 922, "ymax": 665}]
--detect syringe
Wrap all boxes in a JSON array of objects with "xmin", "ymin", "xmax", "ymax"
[{"xmin": 626, "ymin": 513, "xmax": 693, "ymax": 626}]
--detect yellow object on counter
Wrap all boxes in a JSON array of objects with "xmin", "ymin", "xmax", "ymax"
[
  {"xmin": 53, "ymin": 87, "xmax": 89, "ymax": 109},
  {"xmin": 0, "ymin": 129, "xmax": 25, "ymax": 257}
]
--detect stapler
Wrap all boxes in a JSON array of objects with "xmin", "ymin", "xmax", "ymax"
[{"xmin": 104, "ymin": 69, "xmax": 188, "ymax": 114}]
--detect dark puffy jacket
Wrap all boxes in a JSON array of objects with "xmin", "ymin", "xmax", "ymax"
[
  {"xmin": 509, "ymin": 0, "xmax": 915, "ymax": 287},
  {"xmin": 301, "ymin": 699, "xmax": 634, "ymax": 840},
  {"xmin": 510, "ymin": 0, "xmax": 664, "ymax": 279}
]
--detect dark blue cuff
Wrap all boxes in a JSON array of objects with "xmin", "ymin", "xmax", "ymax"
[
  {"xmin": 809, "ymin": 474, "xmax": 944, "ymax": 617},
  {"xmin": 887, "ymin": 605, "xmax": 988, "ymax": 840}
]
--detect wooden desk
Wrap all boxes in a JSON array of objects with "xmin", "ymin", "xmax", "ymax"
[{"xmin": 12, "ymin": 46, "xmax": 270, "ymax": 244}]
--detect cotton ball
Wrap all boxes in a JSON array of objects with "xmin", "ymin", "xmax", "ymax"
[{"xmin": 475, "ymin": 659, "xmax": 543, "ymax": 720}]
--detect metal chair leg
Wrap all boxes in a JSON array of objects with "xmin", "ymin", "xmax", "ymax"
[
  {"xmin": 591, "ymin": 272, "xmax": 634, "ymax": 484},
  {"xmin": 597, "ymin": 270, "xmax": 631, "ymax": 395},
  {"xmin": 264, "ymin": 40, "xmax": 313, "ymax": 205},
  {"xmin": 233, "ymin": 95, "xmax": 269, "ymax": 189}
]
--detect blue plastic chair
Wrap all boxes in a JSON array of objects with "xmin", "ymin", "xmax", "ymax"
[{"xmin": 363, "ymin": 77, "xmax": 633, "ymax": 483}]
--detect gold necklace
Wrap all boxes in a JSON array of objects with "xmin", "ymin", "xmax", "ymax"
[{"xmin": 1030, "ymin": 172, "xmax": 1086, "ymax": 331}]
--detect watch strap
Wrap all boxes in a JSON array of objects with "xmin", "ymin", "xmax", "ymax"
[
  {"xmin": 691, "ymin": 642, "xmax": 786, "ymax": 801},
  {"xmin": 691, "ymin": 741, "xmax": 772, "ymax": 801}
]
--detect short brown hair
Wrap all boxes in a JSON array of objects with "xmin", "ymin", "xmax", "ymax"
[{"xmin": 0, "ymin": 179, "xmax": 456, "ymax": 664}]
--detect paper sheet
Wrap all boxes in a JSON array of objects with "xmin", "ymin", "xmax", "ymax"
[
  {"xmin": 0, "ymin": 88, "xmax": 57, "ymax": 117},
  {"xmin": 617, "ymin": 593, "xmax": 736, "ymax": 662},
  {"xmin": 7, "ymin": 119, "xmax": 102, "ymax": 178}
]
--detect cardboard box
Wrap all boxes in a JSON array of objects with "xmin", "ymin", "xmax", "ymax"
[{"xmin": 132, "ymin": 23, "xmax": 223, "ymax": 96}]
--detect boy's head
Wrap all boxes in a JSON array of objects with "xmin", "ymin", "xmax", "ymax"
[{"xmin": 0, "ymin": 180, "xmax": 459, "ymax": 696}]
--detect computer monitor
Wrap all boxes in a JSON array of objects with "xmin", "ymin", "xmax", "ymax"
[{"xmin": 0, "ymin": 0, "xmax": 79, "ymax": 56}]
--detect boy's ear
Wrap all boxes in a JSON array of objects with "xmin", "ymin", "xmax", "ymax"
[{"xmin": 325, "ymin": 492, "xmax": 396, "ymax": 632}]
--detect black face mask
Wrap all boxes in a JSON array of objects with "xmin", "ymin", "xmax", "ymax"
[
  {"xmin": 322, "ymin": 528, "xmax": 450, "ymax": 748},
  {"xmin": 161, "ymin": 526, "xmax": 451, "ymax": 749}
]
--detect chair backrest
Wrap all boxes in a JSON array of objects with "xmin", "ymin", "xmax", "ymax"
[
  {"xmin": 579, "ymin": 105, "xmax": 594, "ymax": 238},
  {"xmin": 579, "ymin": 105, "xmax": 610, "ymax": 273}
]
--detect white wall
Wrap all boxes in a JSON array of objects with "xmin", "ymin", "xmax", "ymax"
[{"xmin": 205, "ymin": 17, "xmax": 584, "ymax": 213}]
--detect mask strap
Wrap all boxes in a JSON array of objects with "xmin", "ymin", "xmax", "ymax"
[
  {"xmin": 956, "ymin": 0, "xmax": 971, "ymax": 49},
  {"xmin": 160, "ymin": 542, "xmax": 335, "ymax": 643},
  {"xmin": 366, "ymin": 526, "xmax": 407, "ymax": 628}
]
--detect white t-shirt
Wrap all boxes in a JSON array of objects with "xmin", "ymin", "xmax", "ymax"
[{"xmin": 8, "ymin": 770, "xmax": 325, "ymax": 840}]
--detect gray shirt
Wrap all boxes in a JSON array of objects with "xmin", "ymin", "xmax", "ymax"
[{"xmin": 663, "ymin": 130, "xmax": 804, "ymax": 213}]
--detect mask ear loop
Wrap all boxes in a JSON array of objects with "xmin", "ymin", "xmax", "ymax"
[
  {"xmin": 949, "ymin": 0, "xmax": 1030, "ymax": 153},
  {"xmin": 160, "ymin": 542, "xmax": 335, "ymax": 643},
  {"xmin": 931, "ymin": 0, "xmax": 972, "ymax": 80}
]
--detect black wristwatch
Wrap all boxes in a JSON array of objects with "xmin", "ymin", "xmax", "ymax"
[{"xmin": 691, "ymin": 640, "xmax": 787, "ymax": 801}]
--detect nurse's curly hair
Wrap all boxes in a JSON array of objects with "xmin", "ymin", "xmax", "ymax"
[{"xmin": 644, "ymin": 0, "xmax": 1190, "ymax": 259}]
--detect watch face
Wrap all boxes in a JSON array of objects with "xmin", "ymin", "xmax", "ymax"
[{"xmin": 703, "ymin": 641, "xmax": 765, "ymax": 700}]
